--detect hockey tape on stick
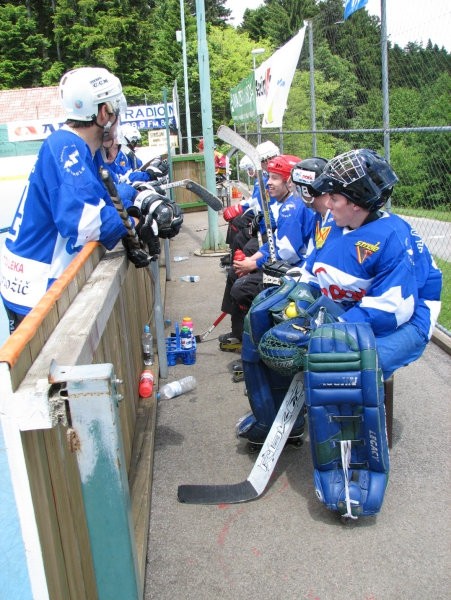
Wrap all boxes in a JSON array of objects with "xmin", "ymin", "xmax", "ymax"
[
  {"xmin": 217, "ymin": 125, "xmax": 276, "ymax": 262},
  {"xmin": 177, "ymin": 371, "xmax": 304, "ymax": 504},
  {"xmin": 99, "ymin": 168, "xmax": 141, "ymax": 249},
  {"xmin": 161, "ymin": 179, "xmax": 223, "ymax": 211}
]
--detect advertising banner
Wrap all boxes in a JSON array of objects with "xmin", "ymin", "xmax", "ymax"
[
  {"xmin": 230, "ymin": 74, "xmax": 257, "ymax": 124},
  {"xmin": 254, "ymin": 26, "xmax": 306, "ymax": 128}
]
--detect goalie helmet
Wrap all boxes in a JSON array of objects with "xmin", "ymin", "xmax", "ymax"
[
  {"xmin": 311, "ymin": 149, "xmax": 398, "ymax": 212},
  {"xmin": 291, "ymin": 157, "xmax": 328, "ymax": 203},
  {"xmin": 59, "ymin": 67, "xmax": 125, "ymax": 122},
  {"xmin": 267, "ymin": 155, "xmax": 301, "ymax": 181},
  {"xmin": 256, "ymin": 140, "xmax": 280, "ymax": 161},
  {"xmin": 134, "ymin": 191, "xmax": 183, "ymax": 239}
]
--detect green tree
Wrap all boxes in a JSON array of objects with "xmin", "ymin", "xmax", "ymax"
[{"xmin": 0, "ymin": 3, "xmax": 49, "ymax": 88}]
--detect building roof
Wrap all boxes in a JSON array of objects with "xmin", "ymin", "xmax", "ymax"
[{"xmin": 0, "ymin": 86, "xmax": 65, "ymax": 124}]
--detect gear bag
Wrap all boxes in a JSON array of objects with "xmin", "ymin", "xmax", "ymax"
[{"xmin": 304, "ymin": 322, "xmax": 390, "ymax": 519}]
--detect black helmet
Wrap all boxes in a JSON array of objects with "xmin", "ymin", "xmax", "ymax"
[
  {"xmin": 291, "ymin": 157, "xmax": 328, "ymax": 202},
  {"xmin": 311, "ymin": 149, "xmax": 398, "ymax": 212}
]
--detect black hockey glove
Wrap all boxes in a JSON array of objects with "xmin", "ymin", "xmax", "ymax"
[
  {"xmin": 121, "ymin": 236, "xmax": 150, "ymax": 268},
  {"xmin": 262, "ymin": 260, "xmax": 291, "ymax": 280},
  {"xmin": 249, "ymin": 213, "xmax": 264, "ymax": 237},
  {"xmin": 137, "ymin": 215, "xmax": 160, "ymax": 260}
]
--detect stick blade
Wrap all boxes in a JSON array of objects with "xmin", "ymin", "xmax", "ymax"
[
  {"xmin": 185, "ymin": 181, "xmax": 223, "ymax": 211},
  {"xmin": 178, "ymin": 480, "xmax": 259, "ymax": 504}
]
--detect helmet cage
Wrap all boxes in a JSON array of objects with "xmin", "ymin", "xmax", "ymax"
[{"xmin": 311, "ymin": 149, "xmax": 398, "ymax": 212}]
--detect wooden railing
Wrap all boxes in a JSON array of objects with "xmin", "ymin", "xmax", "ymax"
[{"xmin": 0, "ymin": 241, "xmax": 163, "ymax": 599}]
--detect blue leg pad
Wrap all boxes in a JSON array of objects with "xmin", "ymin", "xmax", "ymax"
[{"xmin": 305, "ymin": 322, "xmax": 390, "ymax": 518}]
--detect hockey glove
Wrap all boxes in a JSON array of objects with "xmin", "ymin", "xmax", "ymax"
[
  {"xmin": 262, "ymin": 260, "xmax": 291, "ymax": 280},
  {"xmin": 249, "ymin": 212, "xmax": 264, "ymax": 237},
  {"xmin": 223, "ymin": 204, "xmax": 243, "ymax": 222},
  {"xmin": 122, "ymin": 236, "xmax": 150, "ymax": 268},
  {"xmin": 146, "ymin": 165, "xmax": 163, "ymax": 181},
  {"xmin": 138, "ymin": 215, "xmax": 160, "ymax": 260}
]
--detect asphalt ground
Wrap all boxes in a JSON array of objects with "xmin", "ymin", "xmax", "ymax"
[{"xmin": 144, "ymin": 208, "xmax": 451, "ymax": 600}]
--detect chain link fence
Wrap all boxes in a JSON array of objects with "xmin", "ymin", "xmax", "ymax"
[{"xmin": 223, "ymin": 6, "xmax": 451, "ymax": 333}]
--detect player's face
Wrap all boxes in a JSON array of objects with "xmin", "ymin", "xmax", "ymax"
[
  {"xmin": 267, "ymin": 172, "xmax": 289, "ymax": 200},
  {"xmin": 326, "ymin": 193, "xmax": 355, "ymax": 227}
]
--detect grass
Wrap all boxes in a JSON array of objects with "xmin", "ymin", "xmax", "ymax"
[
  {"xmin": 394, "ymin": 207, "xmax": 451, "ymax": 223},
  {"xmin": 436, "ymin": 257, "xmax": 450, "ymax": 332}
]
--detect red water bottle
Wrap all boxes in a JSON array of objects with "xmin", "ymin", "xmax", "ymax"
[
  {"xmin": 234, "ymin": 249, "xmax": 246, "ymax": 262},
  {"xmin": 139, "ymin": 369, "xmax": 154, "ymax": 398}
]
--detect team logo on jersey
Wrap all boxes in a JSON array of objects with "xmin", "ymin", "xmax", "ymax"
[
  {"xmin": 61, "ymin": 144, "xmax": 85, "ymax": 176},
  {"xmin": 355, "ymin": 240, "xmax": 380, "ymax": 264},
  {"xmin": 315, "ymin": 222, "xmax": 332, "ymax": 249}
]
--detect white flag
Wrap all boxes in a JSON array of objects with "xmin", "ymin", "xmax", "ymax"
[{"xmin": 256, "ymin": 26, "xmax": 306, "ymax": 129}]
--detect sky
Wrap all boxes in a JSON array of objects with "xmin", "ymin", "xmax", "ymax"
[{"xmin": 225, "ymin": 0, "xmax": 451, "ymax": 50}]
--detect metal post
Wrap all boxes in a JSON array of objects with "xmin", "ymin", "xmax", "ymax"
[
  {"xmin": 381, "ymin": 0, "xmax": 390, "ymax": 163},
  {"xmin": 308, "ymin": 20, "xmax": 317, "ymax": 156},
  {"xmin": 61, "ymin": 363, "xmax": 141, "ymax": 600},
  {"xmin": 179, "ymin": 0, "xmax": 193, "ymax": 154},
  {"xmin": 195, "ymin": 0, "xmax": 226, "ymax": 252}
]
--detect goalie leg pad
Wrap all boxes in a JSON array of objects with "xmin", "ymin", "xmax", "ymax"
[
  {"xmin": 305, "ymin": 322, "xmax": 390, "ymax": 518},
  {"xmin": 237, "ymin": 330, "xmax": 304, "ymax": 443}
]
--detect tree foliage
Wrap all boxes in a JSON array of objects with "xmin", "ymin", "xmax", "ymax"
[{"xmin": 0, "ymin": 0, "xmax": 449, "ymax": 208}]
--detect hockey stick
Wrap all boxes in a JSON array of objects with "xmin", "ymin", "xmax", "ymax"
[
  {"xmin": 100, "ymin": 168, "xmax": 143, "ymax": 251},
  {"xmin": 159, "ymin": 179, "xmax": 223, "ymax": 211},
  {"xmin": 196, "ymin": 311, "xmax": 227, "ymax": 342},
  {"xmin": 177, "ymin": 371, "xmax": 304, "ymax": 504},
  {"xmin": 217, "ymin": 125, "xmax": 276, "ymax": 262}
]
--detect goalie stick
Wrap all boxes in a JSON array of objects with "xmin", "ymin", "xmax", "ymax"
[
  {"xmin": 217, "ymin": 125, "xmax": 276, "ymax": 262},
  {"xmin": 177, "ymin": 371, "xmax": 304, "ymax": 504}
]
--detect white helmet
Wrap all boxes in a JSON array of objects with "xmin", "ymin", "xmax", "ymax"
[
  {"xmin": 239, "ymin": 155, "xmax": 255, "ymax": 171},
  {"xmin": 257, "ymin": 140, "xmax": 280, "ymax": 161},
  {"xmin": 59, "ymin": 67, "xmax": 125, "ymax": 122},
  {"xmin": 120, "ymin": 123, "xmax": 141, "ymax": 145}
]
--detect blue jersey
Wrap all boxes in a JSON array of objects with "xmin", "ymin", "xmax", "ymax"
[
  {"xmin": 256, "ymin": 193, "xmax": 315, "ymax": 268},
  {"xmin": 305, "ymin": 211, "xmax": 419, "ymax": 337},
  {"xmin": 0, "ymin": 127, "xmax": 131, "ymax": 315},
  {"xmin": 394, "ymin": 214, "xmax": 442, "ymax": 340}
]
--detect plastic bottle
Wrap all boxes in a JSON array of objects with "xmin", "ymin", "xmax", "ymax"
[
  {"xmin": 181, "ymin": 316, "xmax": 194, "ymax": 340},
  {"xmin": 138, "ymin": 369, "xmax": 154, "ymax": 398},
  {"xmin": 234, "ymin": 249, "xmax": 246, "ymax": 262},
  {"xmin": 173, "ymin": 256, "xmax": 189, "ymax": 262},
  {"xmin": 180, "ymin": 326, "xmax": 193, "ymax": 349},
  {"xmin": 180, "ymin": 275, "xmax": 200, "ymax": 283},
  {"xmin": 157, "ymin": 376, "xmax": 197, "ymax": 400},
  {"xmin": 284, "ymin": 301, "xmax": 299, "ymax": 319},
  {"xmin": 141, "ymin": 324, "xmax": 154, "ymax": 366}
]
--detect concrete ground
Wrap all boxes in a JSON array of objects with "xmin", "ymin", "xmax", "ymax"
[{"xmin": 144, "ymin": 209, "xmax": 451, "ymax": 600}]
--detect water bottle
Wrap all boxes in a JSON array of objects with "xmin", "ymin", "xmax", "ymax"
[
  {"xmin": 181, "ymin": 316, "xmax": 194, "ymax": 340},
  {"xmin": 141, "ymin": 324, "xmax": 154, "ymax": 366},
  {"xmin": 138, "ymin": 369, "xmax": 154, "ymax": 398},
  {"xmin": 234, "ymin": 249, "xmax": 246, "ymax": 262},
  {"xmin": 180, "ymin": 326, "xmax": 193, "ymax": 349},
  {"xmin": 173, "ymin": 256, "xmax": 189, "ymax": 262},
  {"xmin": 157, "ymin": 376, "xmax": 197, "ymax": 400},
  {"xmin": 180, "ymin": 275, "xmax": 200, "ymax": 283}
]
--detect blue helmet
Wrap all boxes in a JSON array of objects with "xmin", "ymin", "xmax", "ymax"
[{"xmin": 311, "ymin": 149, "xmax": 398, "ymax": 212}]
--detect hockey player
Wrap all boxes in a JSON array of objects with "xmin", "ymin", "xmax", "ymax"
[
  {"xmin": 0, "ymin": 66, "xmax": 150, "ymax": 333},
  {"xmin": 305, "ymin": 148, "xmax": 442, "ymax": 379},
  {"xmin": 219, "ymin": 154, "xmax": 314, "ymax": 353},
  {"xmin": 221, "ymin": 140, "xmax": 280, "ymax": 265}
]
